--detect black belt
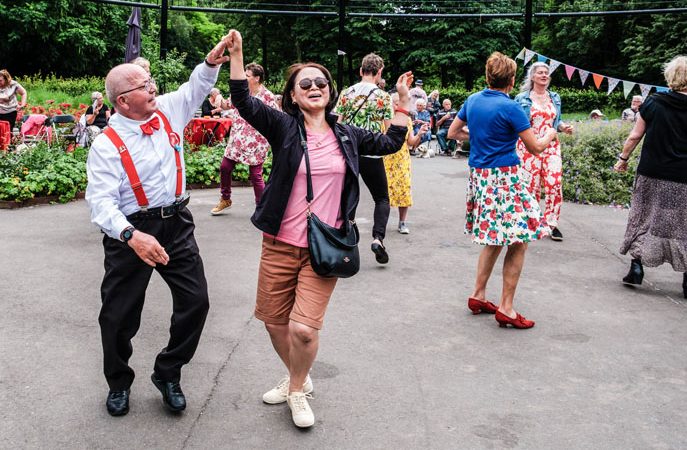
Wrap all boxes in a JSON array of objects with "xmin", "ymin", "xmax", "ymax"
[{"xmin": 127, "ymin": 195, "xmax": 190, "ymax": 220}]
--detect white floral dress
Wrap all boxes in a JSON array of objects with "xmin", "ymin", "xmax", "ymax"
[{"xmin": 224, "ymin": 85, "xmax": 277, "ymax": 165}]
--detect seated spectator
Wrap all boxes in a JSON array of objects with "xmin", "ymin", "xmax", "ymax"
[
  {"xmin": 427, "ymin": 89, "xmax": 441, "ymax": 133},
  {"xmin": 622, "ymin": 95, "xmax": 643, "ymax": 122},
  {"xmin": 85, "ymin": 91, "xmax": 110, "ymax": 142},
  {"xmin": 436, "ymin": 99, "xmax": 458, "ymax": 155},
  {"xmin": 201, "ymin": 88, "xmax": 224, "ymax": 117},
  {"xmin": 589, "ymin": 109, "xmax": 605, "ymax": 120},
  {"xmin": 408, "ymin": 79, "xmax": 428, "ymax": 115},
  {"xmin": 412, "ymin": 99, "xmax": 432, "ymax": 145}
]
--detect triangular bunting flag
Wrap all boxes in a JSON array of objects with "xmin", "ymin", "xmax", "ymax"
[
  {"xmin": 623, "ymin": 81, "xmax": 636, "ymax": 98},
  {"xmin": 578, "ymin": 69, "xmax": 589, "ymax": 86},
  {"xmin": 549, "ymin": 60, "xmax": 561, "ymax": 74},
  {"xmin": 592, "ymin": 73, "xmax": 604, "ymax": 89},
  {"xmin": 640, "ymin": 84, "xmax": 652, "ymax": 98},
  {"xmin": 607, "ymin": 77, "xmax": 620, "ymax": 95},
  {"xmin": 564, "ymin": 65, "xmax": 576, "ymax": 80},
  {"xmin": 515, "ymin": 48, "xmax": 526, "ymax": 60},
  {"xmin": 537, "ymin": 55, "xmax": 548, "ymax": 63},
  {"xmin": 656, "ymin": 86, "xmax": 669, "ymax": 93},
  {"xmin": 524, "ymin": 50, "xmax": 535, "ymax": 65}
]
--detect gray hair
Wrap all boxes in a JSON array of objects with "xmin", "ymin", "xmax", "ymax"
[
  {"xmin": 91, "ymin": 91, "xmax": 103, "ymax": 101},
  {"xmin": 210, "ymin": 88, "xmax": 220, "ymax": 96},
  {"xmin": 664, "ymin": 55, "xmax": 687, "ymax": 92},
  {"xmin": 520, "ymin": 62, "xmax": 550, "ymax": 92},
  {"xmin": 415, "ymin": 98, "xmax": 427, "ymax": 107},
  {"xmin": 632, "ymin": 95, "xmax": 643, "ymax": 102}
]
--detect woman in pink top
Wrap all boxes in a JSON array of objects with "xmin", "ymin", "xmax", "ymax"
[{"xmin": 226, "ymin": 30, "xmax": 410, "ymax": 428}]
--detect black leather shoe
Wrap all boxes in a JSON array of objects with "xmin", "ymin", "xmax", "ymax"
[
  {"xmin": 622, "ymin": 258, "xmax": 644, "ymax": 286},
  {"xmin": 371, "ymin": 241, "xmax": 389, "ymax": 264},
  {"xmin": 106, "ymin": 390, "xmax": 130, "ymax": 416},
  {"xmin": 151, "ymin": 373, "xmax": 186, "ymax": 412},
  {"xmin": 550, "ymin": 227, "xmax": 563, "ymax": 241}
]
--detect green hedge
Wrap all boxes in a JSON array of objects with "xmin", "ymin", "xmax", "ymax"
[
  {"xmin": 0, "ymin": 143, "xmax": 273, "ymax": 203},
  {"xmin": 184, "ymin": 144, "xmax": 272, "ymax": 186},
  {"xmin": 0, "ymin": 144, "xmax": 89, "ymax": 202},
  {"xmin": 560, "ymin": 121, "xmax": 638, "ymax": 206}
]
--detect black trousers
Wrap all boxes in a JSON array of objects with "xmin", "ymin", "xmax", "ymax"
[
  {"xmin": 359, "ymin": 156, "xmax": 390, "ymax": 241},
  {"xmin": 0, "ymin": 111, "xmax": 18, "ymax": 132},
  {"xmin": 99, "ymin": 207, "xmax": 209, "ymax": 391}
]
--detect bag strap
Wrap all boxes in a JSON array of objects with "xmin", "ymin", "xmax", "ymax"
[
  {"xmin": 297, "ymin": 123, "xmax": 314, "ymax": 207},
  {"xmin": 104, "ymin": 127, "xmax": 150, "ymax": 208}
]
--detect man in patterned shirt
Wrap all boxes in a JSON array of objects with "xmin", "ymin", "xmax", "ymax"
[{"xmin": 335, "ymin": 53, "xmax": 394, "ymax": 264}]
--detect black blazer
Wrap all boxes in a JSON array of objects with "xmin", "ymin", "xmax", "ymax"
[{"xmin": 229, "ymin": 79, "xmax": 407, "ymax": 236}]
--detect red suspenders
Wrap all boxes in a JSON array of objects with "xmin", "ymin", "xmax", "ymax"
[{"xmin": 103, "ymin": 110, "xmax": 183, "ymax": 209}]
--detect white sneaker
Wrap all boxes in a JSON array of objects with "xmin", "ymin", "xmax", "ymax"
[
  {"xmin": 262, "ymin": 375, "xmax": 313, "ymax": 404},
  {"xmin": 398, "ymin": 221, "xmax": 410, "ymax": 234},
  {"xmin": 287, "ymin": 391, "xmax": 315, "ymax": 428}
]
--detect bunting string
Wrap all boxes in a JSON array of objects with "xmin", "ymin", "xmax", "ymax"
[{"xmin": 514, "ymin": 48, "xmax": 668, "ymax": 98}]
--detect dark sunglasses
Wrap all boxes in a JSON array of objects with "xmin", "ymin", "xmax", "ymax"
[{"xmin": 298, "ymin": 77, "xmax": 329, "ymax": 90}]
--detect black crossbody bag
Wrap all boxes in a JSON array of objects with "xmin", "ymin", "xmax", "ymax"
[{"xmin": 298, "ymin": 124, "xmax": 360, "ymax": 278}]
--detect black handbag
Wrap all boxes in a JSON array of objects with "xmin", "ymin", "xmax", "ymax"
[{"xmin": 299, "ymin": 124, "xmax": 360, "ymax": 278}]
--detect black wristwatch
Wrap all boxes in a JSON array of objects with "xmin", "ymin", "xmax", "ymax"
[{"xmin": 121, "ymin": 226, "xmax": 135, "ymax": 243}]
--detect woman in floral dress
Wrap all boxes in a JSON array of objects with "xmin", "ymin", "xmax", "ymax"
[
  {"xmin": 211, "ymin": 63, "xmax": 277, "ymax": 215},
  {"xmin": 383, "ymin": 92, "xmax": 430, "ymax": 234},
  {"xmin": 448, "ymin": 52, "xmax": 557, "ymax": 329},
  {"xmin": 514, "ymin": 62, "xmax": 574, "ymax": 241}
]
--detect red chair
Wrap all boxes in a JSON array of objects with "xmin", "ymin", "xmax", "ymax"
[{"xmin": 0, "ymin": 120, "xmax": 10, "ymax": 151}]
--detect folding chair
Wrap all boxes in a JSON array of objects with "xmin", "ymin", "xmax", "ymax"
[{"xmin": 51, "ymin": 114, "xmax": 77, "ymax": 144}]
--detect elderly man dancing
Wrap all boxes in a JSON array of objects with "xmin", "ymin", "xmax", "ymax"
[{"xmin": 86, "ymin": 36, "xmax": 230, "ymax": 416}]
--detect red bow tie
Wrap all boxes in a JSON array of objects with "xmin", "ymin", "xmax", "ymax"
[{"xmin": 140, "ymin": 116, "xmax": 160, "ymax": 135}]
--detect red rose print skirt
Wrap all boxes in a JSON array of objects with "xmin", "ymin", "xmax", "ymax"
[{"xmin": 465, "ymin": 165, "xmax": 550, "ymax": 246}]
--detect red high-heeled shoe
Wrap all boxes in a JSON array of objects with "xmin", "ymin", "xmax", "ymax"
[
  {"xmin": 467, "ymin": 297, "xmax": 498, "ymax": 315},
  {"xmin": 495, "ymin": 310, "xmax": 535, "ymax": 329}
]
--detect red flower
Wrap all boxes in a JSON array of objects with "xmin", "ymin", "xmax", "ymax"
[
  {"xmin": 466, "ymin": 201, "xmax": 474, "ymax": 210},
  {"xmin": 514, "ymin": 195, "xmax": 521, "ymax": 204},
  {"xmin": 479, "ymin": 221, "xmax": 489, "ymax": 231},
  {"xmin": 79, "ymin": 103, "xmax": 88, "ymax": 109},
  {"xmin": 488, "ymin": 230, "xmax": 498, "ymax": 240},
  {"xmin": 510, "ymin": 166, "xmax": 519, "ymax": 174},
  {"xmin": 484, "ymin": 198, "xmax": 493, "ymax": 206},
  {"xmin": 489, "ymin": 209, "xmax": 497, "ymax": 220},
  {"xmin": 515, "ymin": 205, "xmax": 523, "ymax": 213},
  {"xmin": 486, "ymin": 186, "xmax": 493, "ymax": 194},
  {"xmin": 479, "ymin": 232, "xmax": 485, "ymax": 240},
  {"xmin": 60, "ymin": 102, "xmax": 71, "ymax": 108},
  {"xmin": 522, "ymin": 200, "xmax": 530, "ymax": 209},
  {"xmin": 527, "ymin": 218, "xmax": 539, "ymax": 231}
]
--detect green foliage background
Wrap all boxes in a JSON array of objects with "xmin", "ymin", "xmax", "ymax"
[{"xmin": 2, "ymin": 0, "xmax": 686, "ymax": 90}]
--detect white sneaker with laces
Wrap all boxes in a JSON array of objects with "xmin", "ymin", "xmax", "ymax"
[
  {"xmin": 398, "ymin": 221, "xmax": 410, "ymax": 234},
  {"xmin": 262, "ymin": 375, "xmax": 313, "ymax": 404},
  {"xmin": 287, "ymin": 391, "xmax": 315, "ymax": 428}
]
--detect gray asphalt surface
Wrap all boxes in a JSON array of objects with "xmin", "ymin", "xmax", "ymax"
[{"xmin": 1, "ymin": 155, "xmax": 686, "ymax": 449}]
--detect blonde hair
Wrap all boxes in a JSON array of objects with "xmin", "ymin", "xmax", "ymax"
[
  {"xmin": 664, "ymin": 56, "xmax": 687, "ymax": 92},
  {"xmin": 520, "ymin": 62, "xmax": 550, "ymax": 92},
  {"xmin": 485, "ymin": 52, "xmax": 517, "ymax": 89}
]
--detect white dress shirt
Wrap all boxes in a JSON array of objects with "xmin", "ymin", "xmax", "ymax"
[{"xmin": 86, "ymin": 62, "xmax": 219, "ymax": 240}]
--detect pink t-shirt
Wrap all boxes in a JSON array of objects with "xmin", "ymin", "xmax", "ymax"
[{"xmin": 268, "ymin": 128, "xmax": 346, "ymax": 248}]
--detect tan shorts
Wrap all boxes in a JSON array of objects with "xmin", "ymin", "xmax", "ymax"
[{"xmin": 255, "ymin": 237, "xmax": 338, "ymax": 330}]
